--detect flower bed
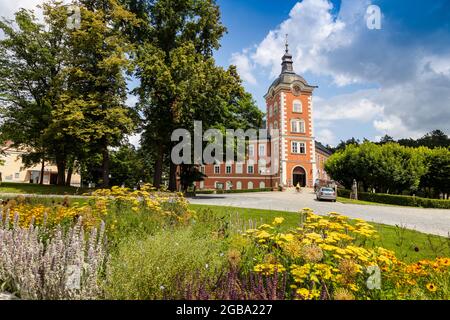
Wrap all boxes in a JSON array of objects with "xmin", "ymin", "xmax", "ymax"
[{"xmin": 1, "ymin": 188, "xmax": 449, "ymax": 300}]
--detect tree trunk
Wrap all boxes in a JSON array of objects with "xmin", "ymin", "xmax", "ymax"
[
  {"xmin": 168, "ymin": 161, "xmax": 178, "ymax": 192},
  {"xmin": 66, "ymin": 162, "xmax": 74, "ymax": 187},
  {"xmin": 56, "ymin": 158, "xmax": 66, "ymax": 186},
  {"xmin": 102, "ymin": 146, "xmax": 110, "ymax": 188},
  {"xmin": 153, "ymin": 146, "xmax": 164, "ymax": 188},
  {"xmin": 39, "ymin": 159, "xmax": 45, "ymax": 185}
]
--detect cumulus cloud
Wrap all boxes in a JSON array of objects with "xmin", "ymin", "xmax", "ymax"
[
  {"xmin": 232, "ymin": 0, "xmax": 450, "ymax": 144},
  {"xmin": 0, "ymin": 1, "xmax": 41, "ymax": 18},
  {"xmin": 230, "ymin": 50, "xmax": 258, "ymax": 85},
  {"xmin": 316, "ymin": 128, "xmax": 336, "ymax": 146}
]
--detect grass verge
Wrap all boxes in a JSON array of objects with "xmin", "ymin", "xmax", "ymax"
[
  {"xmin": 189, "ymin": 204, "xmax": 450, "ymax": 263},
  {"xmin": 0, "ymin": 182, "xmax": 92, "ymax": 195}
]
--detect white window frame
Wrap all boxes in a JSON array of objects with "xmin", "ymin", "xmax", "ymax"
[
  {"xmin": 247, "ymin": 164, "xmax": 254, "ymax": 174},
  {"xmin": 248, "ymin": 145, "xmax": 255, "ymax": 157},
  {"xmin": 292, "ymin": 141, "xmax": 306, "ymax": 154},
  {"xmin": 226, "ymin": 165, "xmax": 232, "ymax": 174},
  {"xmin": 214, "ymin": 165, "xmax": 220, "ymax": 174},
  {"xmin": 291, "ymin": 119, "xmax": 305, "ymax": 133},
  {"xmin": 258, "ymin": 144, "xmax": 266, "ymax": 157},
  {"xmin": 293, "ymin": 100, "xmax": 303, "ymax": 113}
]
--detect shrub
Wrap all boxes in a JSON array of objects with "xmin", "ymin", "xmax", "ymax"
[
  {"xmin": 0, "ymin": 214, "xmax": 106, "ymax": 300},
  {"xmin": 337, "ymin": 189, "xmax": 450, "ymax": 209},
  {"xmin": 104, "ymin": 227, "xmax": 227, "ymax": 300},
  {"xmin": 196, "ymin": 189, "xmax": 215, "ymax": 194},
  {"xmin": 225, "ymin": 188, "xmax": 273, "ymax": 194}
]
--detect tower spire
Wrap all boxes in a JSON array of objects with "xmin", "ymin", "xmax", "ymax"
[
  {"xmin": 281, "ymin": 34, "xmax": 294, "ymax": 74},
  {"xmin": 285, "ymin": 34, "xmax": 289, "ymax": 54}
]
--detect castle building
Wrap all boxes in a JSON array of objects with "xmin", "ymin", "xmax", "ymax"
[{"xmin": 196, "ymin": 42, "xmax": 331, "ymax": 191}]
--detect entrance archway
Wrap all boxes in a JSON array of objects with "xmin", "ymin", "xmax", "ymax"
[{"xmin": 292, "ymin": 166, "xmax": 306, "ymax": 187}]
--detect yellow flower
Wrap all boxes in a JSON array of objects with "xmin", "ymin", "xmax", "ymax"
[
  {"xmin": 426, "ymin": 283, "xmax": 438, "ymax": 292},
  {"xmin": 273, "ymin": 217, "xmax": 285, "ymax": 225}
]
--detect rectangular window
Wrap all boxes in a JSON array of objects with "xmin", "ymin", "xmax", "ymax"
[
  {"xmin": 291, "ymin": 120, "xmax": 306, "ymax": 133},
  {"xmin": 248, "ymin": 145, "xmax": 255, "ymax": 157},
  {"xmin": 291, "ymin": 120, "xmax": 298, "ymax": 133},
  {"xmin": 214, "ymin": 165, "xmax": 220, "ymax": 174},
  {"xmin": 299, "ymin": 121, "xmax": 305, "ymax": 133},
  {"xmin": 15, "ymin": 173, "xmax": 20, "ymax": 179},
  {"xmin": 292, "ymin": 141, "xmax": 306, "ymax": 154},
  {"xmin": 293, "ymin": 101, "xmax": 303, "ymax": 113},
  {"xmin": 236, "ymin": 163, "xmax": 243, "ymax": 174},
  {"xmin": 226, "ymin": 165, "xmax": 232, "ymax": 174},
  {"xmin": 247, "ymin": 165, "xmax": 254, "ymax": 174},
  {"xmin": 259, "ymin": 144, "xmax": 265, "ymax": 157},
  {"xmin": 200, "ymin": 166, "xmax": 205, "ymax": 174}
]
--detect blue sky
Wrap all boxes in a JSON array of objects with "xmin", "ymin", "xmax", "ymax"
[
  {"xmin": 0, "ymin": 0, "xmax": 449, "ymax": 146},
  {"xmin": 213, "ymin": 0, "xmax": 450, "ymax": 146}
]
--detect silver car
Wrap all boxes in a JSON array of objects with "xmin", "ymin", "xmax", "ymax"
[{"xmin": 316, "ymin": 187, "xmax": 337, "ymax": 202}]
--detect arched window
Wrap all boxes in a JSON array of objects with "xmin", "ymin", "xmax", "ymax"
[
  {"xmin": 259, "ymin": 182, "xmax": 266, "ymax": 189},
  {"xmin": 236, "ymin": 181, "xmax": 242, "ymax": 190},
  {"xmin": 248, "ymin": 181, "xmax": 254, "ymax": 190},
  {"xmin": 293, "ymin": 100, "xmax": 302, "ymax": 113}
]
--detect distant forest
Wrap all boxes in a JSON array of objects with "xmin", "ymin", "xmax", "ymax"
[{"xmin": 326, "ymin": 130, "xmax": 449, "ymax": 153}]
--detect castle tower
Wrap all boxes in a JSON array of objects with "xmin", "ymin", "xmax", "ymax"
[{"xmin": 264, "ymin": 38, "xmax": 318, "ymax": 187}]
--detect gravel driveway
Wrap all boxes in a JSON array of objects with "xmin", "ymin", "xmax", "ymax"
[{"xmin": 189, "ymin": 190, "xmax": 450, "ymax": 237}]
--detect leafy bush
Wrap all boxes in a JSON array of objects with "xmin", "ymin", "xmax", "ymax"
[
  {"xmin": 104, "ymin": 227, "xmax": 227, "ymax": 300},
  {"xmin": 225, "ymin": 188, "xmax": 273, "ymax": 194},
  {"xmin": 196, "ymin": 189, "xmax": 215, "ymax": 194},
  {"xmin": 337, "ymin": 189, "xmax": 450, "ymax": 209}
]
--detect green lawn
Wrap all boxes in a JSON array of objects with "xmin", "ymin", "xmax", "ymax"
[
  {"xmin": 337, "ymin": 197, "xmax": 400, "ymax": 207},
  {"xmin": 189, "ymin": 204, "xmax": 450, "ymax": 263},
  {"xmin": 0, "ymin": 182, "xmax": 92, "ymax": 195}
]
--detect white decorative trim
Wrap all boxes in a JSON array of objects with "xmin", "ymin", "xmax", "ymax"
[{"xmin": 280, "ymin": 92, "xmax": 287, "ymax": 186}]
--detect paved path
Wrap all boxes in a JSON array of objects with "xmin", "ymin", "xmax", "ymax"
[{"xmin": 189, "ymin": 190, "xmax": 450, "ymax": 237}]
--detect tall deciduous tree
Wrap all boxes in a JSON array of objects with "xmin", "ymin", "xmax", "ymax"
[
  {"xmin": 132, "ymin": 0, "xmax": 262, "ymax": 190},
  {"xmin": 61, "ymin": 0, "xmax": 139, "ymax": 187},
  {"xmin": 0, "ymin": 4, "xmax": 68, "ymax": 184}
]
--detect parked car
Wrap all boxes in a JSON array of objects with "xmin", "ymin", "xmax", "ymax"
[{"xmin": 316, "ymin": 187, "xmax": 337, "ymax": 202}]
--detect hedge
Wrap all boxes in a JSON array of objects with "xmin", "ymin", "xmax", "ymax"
[
  {"xmin": 224, "ymin": 188, "xmax": 273, "ymax": 194},
  {"xmin": 337, "ymin": 189, "xmax": 450, "ymax": 209},
  {"xmin": 196, "ymin": 188, "xmax": 274, "ymax": 195}
]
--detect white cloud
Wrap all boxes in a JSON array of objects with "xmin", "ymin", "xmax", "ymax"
[
  {"xmin": 232, "ymin": 0, "xmax": 450, "ymax": 141},
  {"xmin": 230, "ymin": 50, "xmax": 257, "ymax": 85},
  {"xmin": 316, "ymin": 128, "xmax": 336, "ymax": 145},
  {"xmin": 128, "ymin": 133, "xmax": 141, "ymax": 148},
  {"xmin": 315, "ymin": 93, "xmax": 384, "ymax": 122},
  {"xmin": 0, "ymin": 1, "xmax": 41, "ymax": 19}
]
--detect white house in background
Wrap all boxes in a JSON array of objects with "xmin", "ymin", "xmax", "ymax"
[{"xmin": 0, "ymin": 141, "xmax": 81, "ymax": 187}]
